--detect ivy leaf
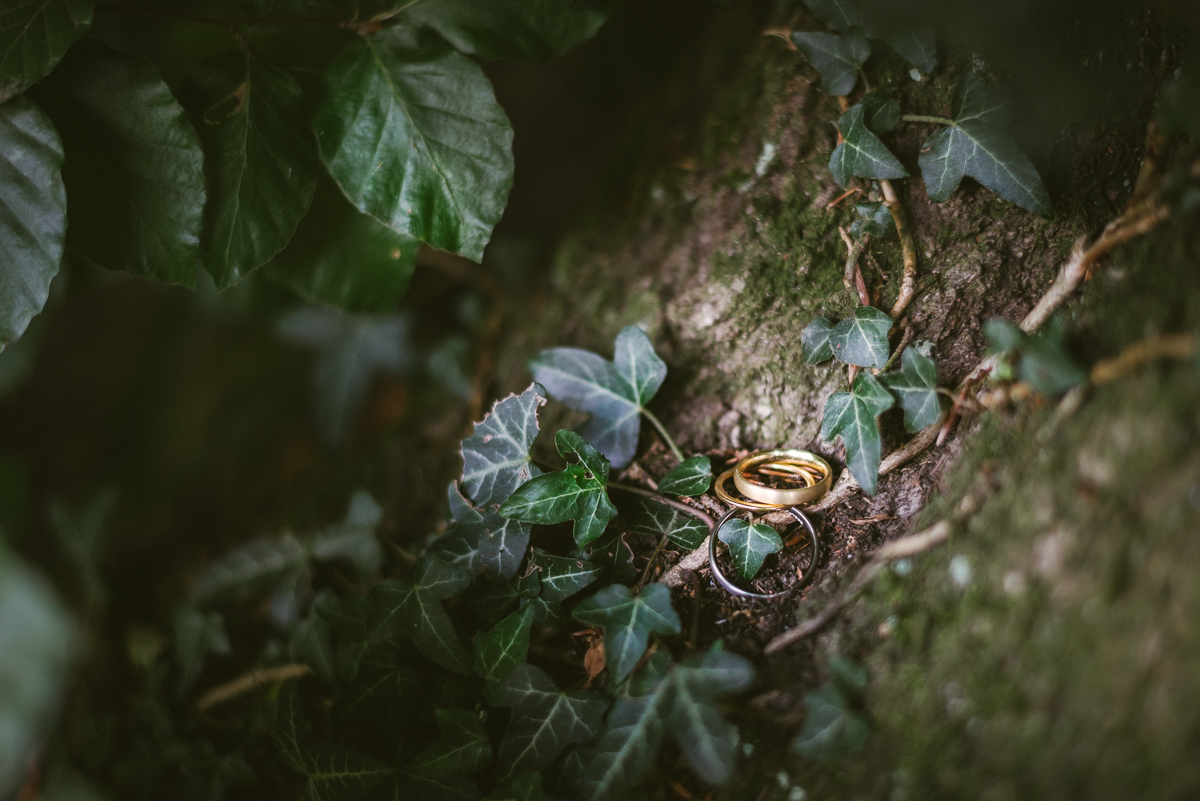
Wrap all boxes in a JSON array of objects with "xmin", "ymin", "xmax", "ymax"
[
  {"xmin": 180, "ymin": 50, "xmax": 318, "ymax": 289},
  {"xmin": 439, "ymin": 483, "xmax": 531, "ymax": 580},
  {"xmin": 460, "ymin": 383, "xmax": 547, "ymax": 508},
  {"xmin": 801, "ymin": 316, "xmax": 835, "ymax": 364},
  {"xmin": 625, "ymin": 497, "xmax": 707, "ymax": 551},
  {"xmin": 390, "ymin": 773, "xmax": 481, "ymax": 801},
  {"xmin": 801, "ymin": 0, "xmax": 861, "ymax": 32},
  {"xmin": 192, "ymin": 534, "xmax": 308, "ymax": 605},
  {"xmin": 529, "ymin": 548, "xmax": 602, "ymax": 603},
  {"xmin": 47, "ymin": 488, "xmax": 116, "ymax": 613},
  {"xmin": 315, "ymin": 26, "xmax": 513, "ymax": 262},
  {"xmin": 173, "ymin": 606, "xmax": 230, "ymax": 696},
  {"xmin": 579, "ymin": 647, "xmax": 753, "ymax": 798},
  {"xmin": 848, "ymin": 201, "xmax": 895, "ymax": 241},
  {"xmin": 828, "ymin": 655, "xmax": 869, "ymax": 698},
  {"xmin": 873, "ymin": 25, "xmax": 937, "ymax": 74},
  {"xmin": 401, "ymin": 0, "xmax": 612, "ymax": 62},
  {"xmin": 273, "ymin": 682, "xmax": 310, "ymax": 774},
  {"xmin": 716, "ymin": 518, "xmax": 782, "ymax": 582},
  {"xmin": 880, "ymin": 343, "xmax": 946, "ymax": 432},
  {"xmin": 790, "ymin": 30, "xmax": 870, "ymax": 96},
  {"xmin": 498, "ymin": 430, "xmax": 617, "ymax": 548},
  {"xmin": 791, "ymin": 684, "xmax": 870, "ymax": 760},
  {"xmin": 529, "ymin": 326, "xmax": 666, "ymax": 469},
  {"xmin": 310, "ymin": 490, "xmax": 384, "ymax": 577},
  {"xmin": 0, "ymin": 549, "xmax": 75, "ymax": 798},
  {"xmin": 917, "ymin": 72, "xmax": 1052, "ymax": 216},
  {"xmin": 304, "ymin": 745, "xmax": 392, "ymax": 801},
  {"xmin": 571, "ymin": 584, "xmax": 681, "ymax": 681},
  {"xmin": 829, "ymin": 104, "xmax": 909, "ymax": 188},
  {"xmin": 264, "ymin": 176, "xmax": 419, "ymax": 312},
  {"xmin": 289, "ymin": 605, "xmax": 337, "ymax": 685},
  {"xmin": 473, "ymin": 603, "xmax": 535, "ymax": 686},
  {"xmin": 277, "ymin": 308, "xmax": 413, "ymax": 446},
  {"xmin": 486, "ymin": 771, "xmax": 555, "ymax": 801},
  {"xmin": 0, "ymin": 0, "xmax": 93, "ymax": 103},
  {"xmin": 341, "ymin": 641, "xmax": 418, "ymax": 719},
  {"xmin": 983, "ymin": 317, "xmax": 1087, "ymax": 395},
  {"xmin": 317, "ymin": 591, "xmax": 371, "ymax": 685},
  {"xmin": 408, "ymin": 708, "xmax": 492, "ymax": 777},
  {"xmin": 656, "ymin": 456, "xmax": 712, "ymax": 497},
  {"xmin": 30, "ymin": 39, "xmax": 205, "ymax": 285},
  {"xmin": 830, "ymin": 306, "xmax": 893, "ymax": 369},
  {"xmin": 0, "ymin": 97, "xmax": 66, "ymax": 351},
  {"xmin": 368, "ymin": 556, "xmax": 473, "ymax": 674},
  {"xmin": 497, "ymin": 664, "xmax": 607, "ymax": 782},
  {"xmin": 861, "ymin": 92, "xmax": 899, "ymax": 133},
  {"xmin": 821, "ymin": 372, "xmax": 895, "ymax": 496},
  {"xmin": 571, "ymin": 530, "xmax": 636, "ymax": 586}
]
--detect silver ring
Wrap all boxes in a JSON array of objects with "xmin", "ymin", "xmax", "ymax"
[{"xmin": 708, "ymin": 507, "xmax": 820, "ymax": 601}]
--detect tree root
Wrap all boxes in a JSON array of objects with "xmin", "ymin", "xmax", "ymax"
[
  {"xmin": 1090, "ymin": 333, "xmax": 1196, "ymax": 384},
  {"xmin": 881, "ymin": 179, "xmax": 919, "ymax": 319}
]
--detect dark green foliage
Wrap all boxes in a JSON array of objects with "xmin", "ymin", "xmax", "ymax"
[
  {"xmin": 802, "ymin": 316, "xmax": 836, "ymax": 364},
  {"xmin": 790, "ymin": 30, "xmax": 871, "ymax": 96},
  {"xmin": 821, "ymin": 373, "xmax": 896, "ymax": 495},
  {"xmin": 830, "ymin": 105, "xmax": 908, "ymax": 188},
  {"xmin": 716, "ymin": 518, "xmax": 782, "ymax": 581},
  {"xmin": 984, "ymin": 317, "xmax": 1087, "ymax": 395},
  {"xmin": 656, "ymin": 456, "xmax": 712, "ymax": 496},
  {"xmin": 792, "ymin": 657, "xmax": 871, "ymax": 759},
  {"xmin": 401, "ymin": 0, "xmax": 613, "ymax": 62},
  {"xmin": 830, "ymin": 306, "xmax": 893, "ymax": 369},
  {"xmin": 881, "ymin": 342, "xmax": 947, "ymax": 431},
  {"xmin": 625, "ymin": 498, "xmax": 707, "ymax": 551},
  {"xmin": 848, "ymin": 201, "xmax": 895, "ymax": 241},
  {"xmin": 460, "ymin": 384, "xmax": 547, "ymax": 509},
  {"xmin": 572, "ymin": 584, "xmax": 681, "ymax": 681},
  {"xmin": 0, "ymin": 0, "xmax": 93, "ymax": 103},
  {"xmin": 368, "ymin": 557, "xmax": 473, "ymax": 674},
  {"xmin": 497, "ymin": 664, "xmax": 607, "ymax": 782}
]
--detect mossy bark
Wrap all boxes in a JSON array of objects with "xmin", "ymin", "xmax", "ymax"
[{"xmin": 493, "ymin": 1, "xmax": 1198, "ymax": 797}]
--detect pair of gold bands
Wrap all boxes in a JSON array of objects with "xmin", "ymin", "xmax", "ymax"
[{"xmin": 714, "ymin": 449, "xmax": 832, "ymax": 509}]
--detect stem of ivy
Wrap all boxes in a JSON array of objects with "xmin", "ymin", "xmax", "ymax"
[
  {"xmin": 636, "ymin": 532, "xmax": 672, "ymax": 591},
  {"xmin": 607, "ymin": 482, "xmax": 715, "ymax": 530},
  {"xmin": 640, "ymin": 409, "xmax": 686, "ymax": 463},
  {"xmin": 901, "ymin": 114, "xmax": 955, "ymax": 126}
]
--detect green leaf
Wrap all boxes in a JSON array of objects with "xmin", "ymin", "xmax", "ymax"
[
  {"xmin": 716, "ymin": 518, "xmax": 782, "ymax": 582},
  {"xmin": 917, "ymin": 72, "xmax": 1052, "ymax": 216},
  {"xmin": 656, "ymin": 456, "xmax": 712, "ymax": 497},
  {"xmin": 791, "ymin": 684, "xmax": 870, "ymax": 760},
  {"xmin": 179, "ymin": 743, "xmax": 256, "ymax": 801},
  {"xmin": 0, "ymin": 97, "xmax": 66, "ymax": 350},
  {"xmin": 408, "ymin": 708, "xmax": 492, "ymax": 777},
  {"xmin": 880, "ymin": 343, "xmax": 946, "ymax": 432},
  {"xmin": 486, "ymin": 771, "xmax": 555, "ymax": 801},
  {"xmin": 498, "ymin": 430, "xmax": 617, "ymax": 547},
  {"xmin": 304, "ymin": 745, "xmax": 392, "ymax": 801},
  {"xmin": 264, "ymin": 175, "xmax": 419, "ymax": 312},
  {"xmin": 790, "ymin": 30, "xmax": 870, "ymax": 96},
  {"xmin": 0, "ymin": 548, "xmax": 75, "ymax": 797},
  {"xmin": 820, "ymin": 372, "xmax": 895, "ymax": 495},
  {"xmin": 801, "ymin": 316, "xmax": 835, "ymax": 364},
  {"xmin": 571, "ymin": 584, "xmax": 681, "ymax": 681},
  {"xmin": 460, "ymin": 383, "xmax": 547, "ymax": 508},
  {"xmin": 625, "ymin": 497, "xmax": 706, "ymax": 551},
  {"xmin": 315, "ymin": 27, "xmax": 513, "ymax": 262},
  {"xmin": 179, "ymin": 50, "xmax": 318, "ymax": 289},
  {"xmin": 368, "ymin": 556, "xmax": 472, "ymax": 674},
  {"xmin": 528, "ymin": 548, "xmax": 602, "ymax": 603},
  {"xmin": 828, "ymin": 655, "xmax": 868, "ymax": 697},
  {"xmin": 571, "ymin": 530, "xmax": 636, "ymax": 586},
  {"xmin": 861, "ymin": 92, "xmax": 899, "ymax": 133},
  {"xmin": 848, "ymin": 201, "xmax": 895, "ymax": 241},
  {"xmin": 316, "ymin": 591, "xmax": 371, "ymax": 685},
  {"xmin": 528, "ymin": 326, "xmax": 666, "ymax": 469},
  {"xmin": 873, "ymin": 25, "xmax": 937, "ymax": 74},
  {"xmin": 440, "ymin": 482, "xmax": 532, "ymax": 580},
  {"xmin": 577, "ymin": 689, "xmax": 669, "ymax": 801},
  {"xmin": 829, "ymin": 104, "xmax": 908, "ymax": 188},
  {"xmin": 278, "ymin": 308, "xmax": 413, "ymax": 446},
  {"xmin": 309, "ymin": 490, "xmax": 384, "ymax": 577},
  {"xmin": 173, "ymin": 605, "xmax": 230, "ymax": 696},
  {"xmin": 30, "ymin": 39, "xmax": 205, "ymax": 285},
  {"xmin": 340, "ymin": 641, "xmax": 418, "ymax": 719},
  {"xmin": 392, "ymin": 773, "xmax": 481, "ymax": 801},
  {"xmin": 401, "ymin": 0, "xmax": 612, "ymax": 62},
  {"xmin": 47, "ymin": 488, "xmax": 116, "ymax": 611},
  {"xmin": 290, "ymin": 607, "xmax": 337, "ymax": 685},
  {"xmin": 273, "ymin": 683, "xmax": 310, "ymax": 775},
  {"xmin": 0, "ymin": 0, "xmax": 93, "ymax": 103},
  {"xmin": 473, "ymin": 603, "xmax": 535, "ymax": 685},
  {"xmin": 497, "ymin": 664, "xmax": 608, "ymax": 782},
  {"xmin": 192, "ymin": 533, "xmax": 308, "ymax": 605},
  {"xmin": 983, "ymin": 317, "xmax": 1087, "ymax": 395},
  {"xmin": 830, "ymin": 306, "xmax": 892, "ymax": 368}
]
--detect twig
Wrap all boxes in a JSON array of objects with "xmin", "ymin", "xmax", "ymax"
[
  {"xmin": 197, "ymin": 663, "xmax": 311, "ymax": 711},
  {"xmin": 640, "ymin": 409, "xmax": 686, "ymax": 464},
  {"xmin": 1090, "ymin": 333, "xmax": 1196, "ymax": 384},
  {"xmin": 878, "ymin": 320, "xmax": 913, "ymax": 373},
  {"xmin": 826, "ymin": 186, "xmax": 861, "ymax": 209},
  {"xmin": 764, "ymin": 520, "xmax": 950, "ymax": 653},
  {"xmin": 608, "ymin": 482, "xmax": 714, "ymax": 528},
  {"xmin": 762, "ymin": 29, "xmax": 797, "ymax": 50},
  {"xmin": 637, "ymin": 532, "xmax": 672, "ymax": 590},
  {"xmin": 882, "ymin": 180, "xmax": 919, "ymax": 319},
  {"xmin": 900, "ymin": 115, "xmax": 956, "ymax": 126},
  {"xmin": 839, "ymin": 228, "xmax": 865, "ymax": 293}
]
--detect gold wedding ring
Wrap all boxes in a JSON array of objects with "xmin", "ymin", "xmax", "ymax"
[
  {"xmin": 714, "ymin": 468, "xmax": 780, "ymax": 510},
  {"xmin": 733, "ymin": 449, "xmax": 831, "ymax": 507}
]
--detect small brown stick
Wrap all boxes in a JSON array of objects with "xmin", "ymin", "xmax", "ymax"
[
  {"xmin": 881, "ymin": 180, "xmax": 919, "ymax": 319},
  {"xmin": 197, "ymin": 663, "xmax": 311, "ymax": 711},
  {"xmin": 764, "ymin": 520, "xmax": 951, "ymax": 653},
  {"xmin": 637, "ymin": 532, "xmax": 672, "ymax": 590},
  {"xmin": 762, "ymin": 29, "xmax": 796, "ymax": 50},
  {"xmin": 877, "ymin": 320, "xmax": 913, "ymax": 374},
  {"xmin": 826, "ymin": 186, "xmax": 861, "ymax": 209},
  {"xmin": 1090, "ymin": 333, "xmax": 1196, "ymax": 384},
  {"xmin": 839, "ymin": 227, "xmax": 867, "ymax": 297},
  {"xmin": 608, "ymin": 482, "xmax": 715, "ymax": 529}
]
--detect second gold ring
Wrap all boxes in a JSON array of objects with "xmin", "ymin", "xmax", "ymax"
[{"xmin": 734, "ymin": 449, "xmax": 832, "ymax": 506}]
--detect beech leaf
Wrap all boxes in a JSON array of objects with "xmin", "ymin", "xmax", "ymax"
[
  {"xmin": 820, "ymin": 372, "xmax": 895, "ymax": 495},
  {"xmin": 0, "ymin": 0, "xmax": 93, "ymax": 103},
  {"xmin": 401, "ymin": 0, "xmax": 612, "ymax": 62},
  {"xmin": 529, "ymin": 326, "xmax": 666, "ymax": 469}
]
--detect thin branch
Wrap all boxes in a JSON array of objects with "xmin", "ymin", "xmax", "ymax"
[
  {"xmin": 640, "ymin": 408, "xmax": 686, "ymax": 464},
  {"xmin": 878, "ymin": 320, "xmax": 913, "ymax": 374},
  {"xmin": 608, "ymin": 482, "xmax": 714, "ymax": 528},
  {"xmin": 900, "ymin": 114, "xmax": 955, "ymax": 125},
  {"xmin": 839, "ymin": 227, "xmax": 866, "ymax": 295},
  {"xmin": 1090, "ymin": 333, "xmax": 1196, "ymax": 384},
  {"xmin": 197, "ymin": 663, "xmax": 311, "ymax": 711},
  {"xmin": 764, "ymin": 520, "xmax": 950, "ymax": 653},
  {"xmin": 636, "ymin": 532, "xmax": 672, "ymax": 590},
  {"xmin": 881, "ymin": 179, "xmax": 919, "ymax": 319}
]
